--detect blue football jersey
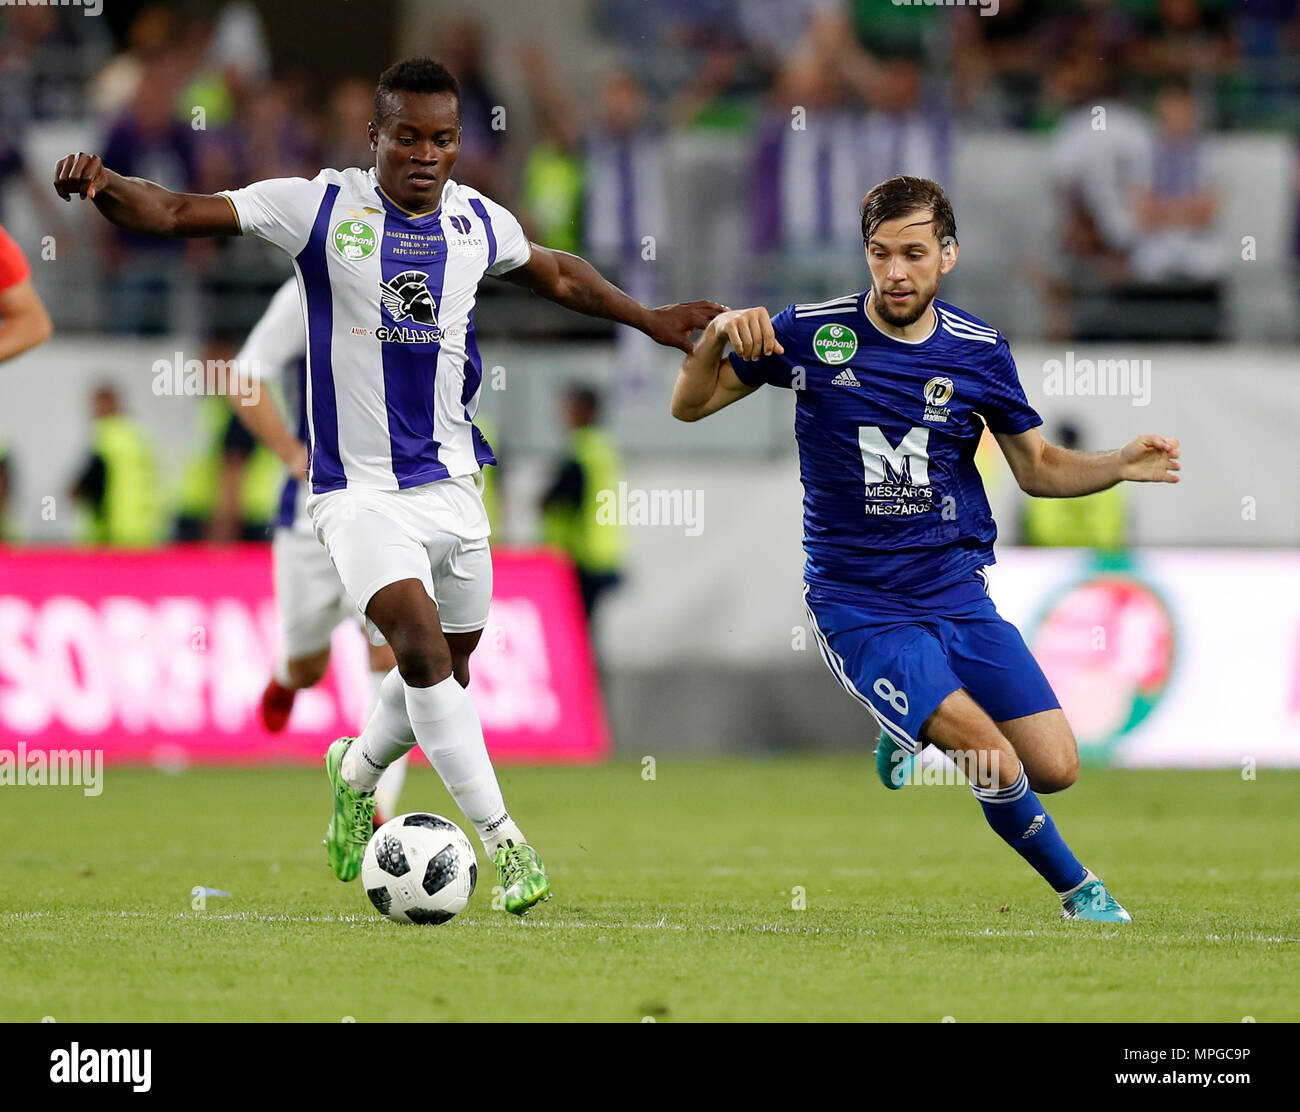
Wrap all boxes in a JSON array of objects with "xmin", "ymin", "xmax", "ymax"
[{"xmin": 728, "ymin": 291, "xmax": 1041, "ymax": 600}]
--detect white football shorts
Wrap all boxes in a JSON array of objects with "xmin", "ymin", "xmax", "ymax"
[
  {"xmin": 306, "ymin": 473, "xmax": 493, "ymax": 646},
  {"xmin": 272, "ymin": 527, "xmax": 356, "ymax": 659}
]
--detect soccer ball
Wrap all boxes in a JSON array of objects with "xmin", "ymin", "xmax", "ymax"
[{"xmin": 361, "ymin": 812, "xmax": 478, "ymax": 925}]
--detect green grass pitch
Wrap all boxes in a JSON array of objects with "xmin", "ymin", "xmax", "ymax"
[{"xmin": 2, "ymin": 760, "xmax": 1296, "ymax": 1022}]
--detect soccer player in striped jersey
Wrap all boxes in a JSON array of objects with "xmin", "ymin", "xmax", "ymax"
[
  {"xmin": 227, "ymin": 278, "xmax": 408, "ymax": 826},
  {"xmin": 672, "ymin": 176, "xmax": 1181, "ymax": 922},
  {"xmin": 55, "ymin": 57, "xmax": 722, "ymax": 915}
]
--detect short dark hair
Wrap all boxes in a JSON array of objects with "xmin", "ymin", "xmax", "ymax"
[
  {"xmin": 861, "ymin": 176, "xmax": 957, "ymax": 249},
  {"xmin": 565, "ymin": 385, "xmax": 601, "ymax": 420},
  {"xmin": 373, "ymin": 57, "xmax": 460, "ymax": 128}
]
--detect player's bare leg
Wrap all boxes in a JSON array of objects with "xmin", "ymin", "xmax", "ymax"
[
  {"xmin": 330, "ymin": 578, "xmax": 550, "ymax": 913},
  {"xmin": 995, "ymin": 709, "xmax": 1079, "ymax": 795},
  {"xmin": 922, "ymin": 690, "xmax": 1130, "ymax": 922},
  {"xmin": 260, "ymin": 648, "xmax": 330, "ymax": 732}
]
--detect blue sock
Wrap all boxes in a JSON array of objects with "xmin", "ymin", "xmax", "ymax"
[{"xmin": 972, "ymin": 768, "xmax": 1087, "ymax": 894}]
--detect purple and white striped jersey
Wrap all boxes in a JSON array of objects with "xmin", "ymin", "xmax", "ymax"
[{"xmin": 220, "ymin": 167, "xmax": 531, "ymax": 493}]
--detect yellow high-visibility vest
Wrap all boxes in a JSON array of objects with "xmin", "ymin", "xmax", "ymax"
[
  {"xmin": 1023, "ymin": 486, "xmax": 1128, "ymax": 550},
  {"xmin": 542, "ymin": 426, "xmax": 626, "ymax": 574},
  {"xmin": 83, "ymin": 415, "xmax": 166, "ymax": 547}
]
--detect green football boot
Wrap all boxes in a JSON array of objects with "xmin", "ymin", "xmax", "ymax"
[
  {"xmin": 493, "ymin": 841, "xmax": 551, "ymax": 916},
  {"xmin": 324, "ymin": 737, "xmax": 376, "ymax": 883},
  {"xmin": 1060, "ymin": 873, "xmax": 1133, "ymax": 923},
  {"xmin": 874, "ymin": 729, "xmax": 915, "ymax": 790}
]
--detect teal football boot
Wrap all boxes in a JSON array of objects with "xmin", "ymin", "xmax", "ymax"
[
  {"xmin": 874, "ymin": 729, "xmax": 916, "ymax": 790},
  {"xmin": 1060, "ymin": 873, "xmax": 1133, "ymax": 922}
]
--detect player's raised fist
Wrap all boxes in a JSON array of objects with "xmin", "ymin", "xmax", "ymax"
[
  {"xmin": 713, "ymin": 306, "xmax": 784, "ymax": 361},
  {"xmin": 645, "ymin": 300, "xmax": 727, "ymax": 354},
  {"xmin": 1119, "ymin": 434, "xmax": 1181, "ymax": 483},
  {"xmin": 54, "ymin": 153, "xmax": 109, "ymax": 201}
]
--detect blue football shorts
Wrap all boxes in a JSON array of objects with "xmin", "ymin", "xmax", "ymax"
[{"xmin": 803, "ymin": 578, "xmax": 1060, "ymax": 754}]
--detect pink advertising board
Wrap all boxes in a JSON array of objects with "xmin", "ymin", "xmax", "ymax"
[{"xmin": 0, "ymin": 546, "xmax": 610, "ymax": 765}]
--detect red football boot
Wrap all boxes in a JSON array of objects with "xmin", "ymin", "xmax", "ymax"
[{"xmin": 260, "ymin": 678, "xmax": 297, "ymax": 732}]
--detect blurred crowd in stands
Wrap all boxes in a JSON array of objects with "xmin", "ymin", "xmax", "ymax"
[
  {"xmin": 0, "ymin": 0, "xmax": 1297, "ymax": 343},
  {"xmin": 3, "ymin": 0, "xmax": 1291, "ymax": 550}
]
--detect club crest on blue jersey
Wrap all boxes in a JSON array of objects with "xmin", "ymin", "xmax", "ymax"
[{"xmin": 923, "ymin": 376, "xmax": 955, "ymax": 423}]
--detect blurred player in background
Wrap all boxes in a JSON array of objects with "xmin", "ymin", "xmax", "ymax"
[
  {"xmin": 174, "ymin": 332, "xmax": 282, "ymax": 544},
  {"xmin": 672, "ymin": 175, "xmax": 1180, "ymax": 922},
  {"xmin": 0, "ymin": 222, "xmax": 52, "ymax": 365},
  {"xmin": 0, "ymin": 222, "xmax": 52, "ymax": 542},
  {"xmin": 229, "ymin": 277, "xmax": 407, "ymax": 825},
  {"xmin": 55, "ymin": 56, "xmax": 720, "ymax": 915}
]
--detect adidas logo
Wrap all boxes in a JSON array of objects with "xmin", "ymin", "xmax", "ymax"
[
  {"xmin": 1021, "ymin": 813, "xmax": 1046, "ymax": 839},
  {"xmin": 831, "ymin": 368, "xmax": 860, "ymax": 388}
]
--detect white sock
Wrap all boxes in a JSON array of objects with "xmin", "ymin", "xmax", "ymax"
[
  {"xmin": 373, "ymin": 754, "xmax": 408, "ymax": 819},
  {"xmin": 404, "ymin": 675, "xmax": 525, "ymax": 853},
  {"xmin": 365, "ymin": 668, "xmax": 407, "ymax": 817},
  {"xmin": 364, "ymin": 667, "xmax": 387, "ymax": 725},
  {"xmin": 341, "ymin": 667, "xmax": 415, "ymax": 792}
]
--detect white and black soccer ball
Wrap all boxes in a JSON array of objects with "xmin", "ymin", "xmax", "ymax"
[{"xmin": 361, "ymin": 813, "xmax": 477, "ymax": 925}]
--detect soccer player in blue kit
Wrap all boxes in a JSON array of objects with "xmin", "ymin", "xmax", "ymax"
[{"xmin": 671, "ymin": 177, "xmax": 1181, "ymax": 921}]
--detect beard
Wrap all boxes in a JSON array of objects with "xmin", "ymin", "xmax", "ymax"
[{"xmin": 871, "ymin": 275, "xmax": 940, "ymax": 328}]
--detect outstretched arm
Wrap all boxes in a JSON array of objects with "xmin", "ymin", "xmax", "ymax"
[
  {"xmin": 53, "ymin": 152, "xmax": 239, "ymax": 238},
  {"xmin": 671, "ymin": 307, "xmax": 778, "ymax": 422},
  {"xmin": 498, "ymin": 242, "xmax": 723, "ymax": 353},
  {"xmin": 0, "ymin": 278, "xmax": 53, "ymax": 363},
  {"xmin": 995, "ymin": 427, "xmax": 1180, "ymax": 498}
]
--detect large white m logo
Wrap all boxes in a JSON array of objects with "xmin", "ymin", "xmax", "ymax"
[{"xmin": 859, "ymin": 426, "xmax": 930, "ymax": 487}]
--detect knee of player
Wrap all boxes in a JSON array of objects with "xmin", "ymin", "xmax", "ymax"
[
  {"xmin": 390, "ymin": 638, "xmax": 453, "ymax": 687},
  {"xmin": 1034, "ymin": 758, "xmax": 1079, "ymax": 794}
]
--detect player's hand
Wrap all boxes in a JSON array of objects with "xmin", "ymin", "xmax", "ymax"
[
  {"xmin": 285, "ymin": 442, "xmax": 310, "ymax": 482},
  {"xmin": 1119, "ymin": 435, "xmax": 1180, "ymax": 483},
  {"xmin": 712, "ymin": 307, "xmax": 784, "ymax": 361},
  {"xmin": 644, "ymin": 300, "xmax": 727, "ymax": 354},
  {"xmin": 54, "ymin": 152, "xmax": 110, "ymax": 201}
]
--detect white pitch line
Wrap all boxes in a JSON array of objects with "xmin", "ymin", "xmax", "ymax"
[{"xmin": 3, "ymin": 910, "xmax": 1296, "ymax": 943}]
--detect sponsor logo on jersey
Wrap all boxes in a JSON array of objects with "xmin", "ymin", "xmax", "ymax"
[
  {"xmin": 923, "ymin": 376, "xmax": 955, "ymax": 423},
  {"xmin": 332, "ymin": 219, "xmax": 377, "ymax": 260},
  {"xmin": 859, "ymin": 426, "xmax": 934, "ymax": 516},
  {"xmin": 831, "ymin": 368, "xmax": 861, "ymax": 388},
  {"xmin": 444, "ymin": 213, "xmax": 487, "ymax": 254},
  {"xmin": 812, "ymin": 323, "xmax": 858, "ymax": 365}
]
